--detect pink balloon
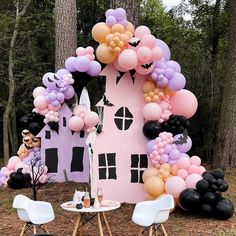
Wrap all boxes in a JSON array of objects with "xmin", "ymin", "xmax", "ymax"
[
  {"xmin": 7, "ymin": 163, "xmax": 15, "ymax": 171},
  {"xmin": 198, "ymin": 166, "xmax": 206, "ymax": 175},
  {"xmin": 15, "ymin": 162, "xmax": 27, "ymax": 171},
  {"xmin": 48, "ymin": 104, "xmax": 61, "ymax": 112},
  {"xmin": 8, "ymin": 156, "xmax": 21, "ymax": 165},
  {"xmin": 76, "ymin": 47, "xmax": 86, "ymax": 56},
  {"xmin": 177, "ymin": 157, "xmax": 191, "ymax": 169},
  {"xmin": 113, "ymin": 60, "xmax": 127, "ymax": 72},
  {"xmin": 188, "ymin": 164, "xmax": 199, "ymax": 174},
  {"xmin": 33, "ymin": 87, "xmax": 46, "ymax": 98},
  {"xmin": 118, "ymin": 49, "xmax": 138, "ymax": 71},
  {"xmin": 141, "ymin": 35, "xmax": 156, "ymax": 48},
  {"xmin": 151, "ymin": 47, "xmax": 163, "ymax": 61},
  {"xmin": 170, "ymin": 89, "xmax": 198, "ymax": 119},
  {"xmin": 137, "ymin": 46, "xmax": 152, "ymax": 63},
  {"xmin": 85, "ymin": 46, "xmax": 94, "ymax": 54},
  {"xmin": 135, "ymin": 62, "xmax": 155, "ymax": 75},
  {"xmin": 39, "ymin": 108, "xmax": 49, "ymax": 116},
  {"xmin": 143, "ymin": 103, "xmax": 162, "ymax": 121},
  {"xmin": 165, "ymin": 176, "xmax": 187, "ymax": 198},
  {"xmin": 73, "ymin": 105, "xmax": 87, "ymax": 116},
  {"xmin": 185, "ymin": 174, "xmax": 202, "ymax": 188},
  {"xmin": 34, "ymin": 95, "xmax": 48, "ymax": 110},
  {"xmin": 135, "ymin": 26, "xmax": 151, "ymax": 39},
  {"xmin": 177, "ymin": 169, "xmax": 189, "ymax": 179},
  {"xmin": 84, "ymin": 111, "xmax": 99, "ymax": 127},
  {"xmin": 68, "ymin": 116, "xmax": 84, "ymax": 131},
  {"xmin": 190, "ymin": 155, "xmax": 201, "ymax": 166}
]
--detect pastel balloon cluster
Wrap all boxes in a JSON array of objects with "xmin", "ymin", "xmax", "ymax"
[
  {"xmin": 68, "ymin": 105, "xmax": 99, "ymax": 133},
  {"xmin": 44, "ymin": 111, "xmax": 59, "ymax": 124},
  {"xmin": 65, "ymin": 46, "xmax": 102, "ymax": 76},
  {"xmin": 177, "ymin": 156, "xmax": 206, "ymax": 188},
  {"xmin": 151, "ymin": 60, "xmax": 186, "ymax": 91},
  {"xmin": 118, "ymin": 26, "xmax": 163, "ymax": 74},
  {"xmin": 105, "ymin": 8, "xmax": 128, "ymax": 27}
]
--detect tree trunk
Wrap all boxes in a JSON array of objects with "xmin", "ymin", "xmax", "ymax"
[
  {"xmin": 55, "ymin": 0, "xmax": 77, "ymax": 70},
  {"xmin": 212, "ymin": 0, "xmax": 236, "ymax": 169},
  {"xmin": 10, "ymin": 100, "xmax": 18, "ymax": 155},
  {"xmin": 3, "ymin": 0, "xmax": 31, "ymax": 164},
  {"xmin": 110, "ymin": 0, "xmax": 141, "ymax": 27}
]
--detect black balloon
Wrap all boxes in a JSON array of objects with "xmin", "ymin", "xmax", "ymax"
[
  {"xmin": 210, "ymin": 184, "xmax": 218, "ymax": 192},
  {"xmin": 48, "ymin": 121, "xmax": 59, "ymax": 133},
  {"xmin": 214, "ymin": 199, "xmax": 234, "ymax": 220},
  {"xmin": 20, "ymin": 115, "xmax": 30, "ymax": 128},
  {"xmin": 201, "ymin": 203, "xmax": 213, "ymax": 216},
  {"xmin": 142, "ymin": 121, "xmax": 162, "ymax": 139},
  {"xmin": 218, "ymin": 181, "xmax": 229, "ymax": 192},
  {"xmin": 212, "ymin": 169, "xmax": 225, "ymax": 180},
  {"xmin": 215, "ymin": 179, "xmax": 223, "ymax": 186},
  {"xmin": 203, "ymin": 192, "xmax": 217, "ymax": 205},
  {"xmin": 28, "ymin": 122, "xmax": 43, "ymax": 135},
  {"xmin": 202, "ymin": 171, "xmax": 212, "ymax": 177},
  {"xmin": 203, "ymin": 174, "xmax": 216, "ymax": 184},
  {"xmin": 179, "ymin": 188, "xmax": 202, "ymax": 212},
  {"xmin": 196, "ymin": 179, "xmax": 210, "ymax": 193}
]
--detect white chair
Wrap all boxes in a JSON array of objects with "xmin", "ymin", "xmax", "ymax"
[
  {"xmin": 132, "ymin": 194, "xmax": 174, "ymax": 236},
  {"xmin": 13, "ymin": 194, "xmax": 55, "ymax": 235}
]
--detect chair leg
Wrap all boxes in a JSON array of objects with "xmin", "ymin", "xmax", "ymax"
[
  {"xmin": 43, "ymin": 224, "xmax": 49, "ymax": 233},
  {"xmin": 138, "ymin": 227, "xmax": 144, "ymax": 235},
  {"xmin": 161, "ymin": 224, "xmax": 167, "ymax": 236},
  {"xmin": 33, "ymin": 225, "xmax": 37, "ymax": 234},
  {"xmin": 20, "ymin": 223, "xmax": 27, "ymax": 236},
  {"xmin": 149, "ymin": 226, "xmax": 153, "ymax": 236}
]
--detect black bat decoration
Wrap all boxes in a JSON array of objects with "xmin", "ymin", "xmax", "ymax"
[
  {"xmin": 103, "ymin": 95, "xmax": 114, "ymax": 107},
  {"xmin": 128, "ymin": 40, "xmax": 141, "ymax": 47},
  {"xmin": 173, "ymin": 130, "xmax": 189, "ymax": 145},
  {"xmin": 141, "ymin": 62, "xmax": 153, "ymax": 69},
  {"xmin": 54, "ymin": 74, "xmax": 60, "ymax": 80}
]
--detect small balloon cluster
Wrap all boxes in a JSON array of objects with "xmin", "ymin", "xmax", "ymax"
[
  {"xmin": 179, "ymin": 169, "xmax": 234, "ymax": 220},
  {"xmin": 105, "ymin": 8, "xmax": 128, "ymax": 27},
  {"xmin": 143, "ymin": 115, "xmax": 191, "ymax": 140},
  {"xmin": 68, "ymin": 105, "xmax": 99, "ymax": 133},
  {"xmin": 65, "ymin": 46, "xmax": 102, "ymax": 76}
]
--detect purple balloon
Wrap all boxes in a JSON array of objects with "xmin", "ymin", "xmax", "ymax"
[
  {"xmin": 168, "ymin": 159, "xmax": 177, "ymax": 165},
  {"xmin": 164, "ymin": 68, "xmax": 174, "ymax": 79},
  {"xmin": 166, "ymin": 60, "xmax": 181, "ymax": 72},
  {"xmin": 159, "ymin": 154, "xmax": 169, "ymax": 164},
  {"xmin": 168, "ymin": 72, "xmax": 186, "ymax": 91},
  {"xmin": 114, "ymin": 8, "xmax": 126, "ymax": 20},
  {"xmin": 169, "ymin": 149, "xmax": 180, "ymax": 160},
  {"xmin": 87, "ymin": 61, "xmax": 102, "ymax": 76},
  {"xmin": 74, "ymin": 56, "xmax": 91, "ymax": 72},
  {"xmin": 118, "ymin": 19, "xmax": 128, "ymax": 26},
  {"xmin": 105, "ymin": 9, "xmax": 115, "ymax": 17},
  {"xmin": 157, "ymin": 77, "xmax": 168, "ymax": 88},
  {"xmin": 64, "ymin": 85, "xmax": 75, "ymax": 99},
  {"xmin": 42, "ymin": 72, "xmax": 59, "ymax": 89},
  {"xmin": 48, "ymin": 93, "xmax": 57, "ymax": 102},
  {"xmin": 56, "ymin": 92, "xmax": 65, "ymax": 102},
  {"xmin": 179, "ymin": 153, "xmax": 190, "ymax": 159},
  {"xmin": 147, "ymin": 139, "xmax": 156, "ymax": 155},
  {"xmin": 56, "ymin": 69, "xmax": 70, "ymax": 79},
  {"xmin": 164, "ymin": 144, "xmax": 172, "ymax": 154},
  {"xmin": 51, "ymin": 100, "xmax": 60, "ymax": 107},
  {"xmin": 106, "ymin": 16, "xmax": 117, "ymax": 27},
  {"xmin": 173, "ymin": 134, "xmax": 192, "ymax": 153},
  {"xmin": 65, "ymin": 57, "xmax": 77, "ymax": 72},
  {"xmin": 156, "ymin": 39, "xmax": 171, "ymax": 61}
]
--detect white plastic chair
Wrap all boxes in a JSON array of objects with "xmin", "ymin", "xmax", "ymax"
[
  {"xmin": 132, "ymin": 194, "xmax": 174, "ymax": 236},
  {"xmin": 13, "ymin": 194, "xmax": 55, "ymax": 235}
]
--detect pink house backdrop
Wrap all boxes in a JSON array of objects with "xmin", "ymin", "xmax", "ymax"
[
  {"xmin": 37, "ymin": 104, "xmax": 90, "ymax": 182},
  {"xmin": 91, "ymin": 65, "xmax": 150, "ymax": 203}
]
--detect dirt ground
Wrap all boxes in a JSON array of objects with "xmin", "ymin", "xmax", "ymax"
[{"xmin": 0, "ymin": 168, "xmax": 235, "ymax": 236}]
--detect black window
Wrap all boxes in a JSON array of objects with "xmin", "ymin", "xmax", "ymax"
[
  {"xmin": 63, "ymin": 117, "xmax": 67, "ymax": 127},
  {"xmin": 80, "ymin": 130, "xmax": 85, "ymax": 138},
  {"xmin": 45, "ymin": 148, "xmax": 58, "ymax": 173},
  {"xmin": 98, "ymin": 153, "xmax": 117, "ymax": 180},
  {"xmin": 114, "ymin": 107, "xmax": 133, "ymax": 130},
  {"xmin": 71, "ymin": 147, "xmax": 84, "ymax": 172},
  {"xmin": 45, "ymin": 130, "xmax": 51, "ymax": 139},
  {"xmin": 130, "ymin": 154, "xmax": 148, "ymax": 183}
]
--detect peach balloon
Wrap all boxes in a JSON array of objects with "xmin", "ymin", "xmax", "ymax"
[
  {"xmin": 96, "ymin": 43, "xmax": 116, "ymax": 63},
  {"xmin": 142, "ymin": 81, "xmax": 156, "ymax": 93},
  {"xmin": 142, "ymin": 167, "xmax": 159, "ymax": 182},
  {"xmin": 92, "ymin": 22, "xmax": 111, "ymax": 43},
  {"xmin": 143, "ymin": 102, "xmax": 162, "ymax": 121},
  {"xmin": 170, "ymin": 89, "xmax": 198, "ymax": 119},
  {"xmin": 144, "ymin": 176, "xmax": 165, "ymax": 197},
  {"xmin": 145, "ymin": 193, "xmax": 155, "ymax": 200},
  {"xmin": 171, "ymin": 164, "xmax": 179, "ymax": 176},
  {"xmin": 125, "ymin": 22, "xmax": 135, "ymax": 34},
  {"xmin": 165, "ymin": 176, "xmax": 187, "ymax": 198},
  {"xmin": 185, "ymin": 174, "xmax": 202, "ymax": 188},
  {"xmin": 160, "ymin": 163, "xmax": 171, "ymax": 172},
  {"xmin": 111, "ymin": 24, "xmax": 125, "ymax": 34},
  {"xmin": 118, "ymin": 49, "xmax": 138, "ymax": 70}
]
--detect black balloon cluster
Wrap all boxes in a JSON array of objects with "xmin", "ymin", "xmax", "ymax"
[
  {"xmin": 7, "ymin": 168, "xmax": 31, "ymax": 189},
  {"xmin": 20, "ymin": 112, "xmax": 44, "ymax": 135},
  {"xmin": 179, "ymin": 169, "xmax": 234, "ymax": 220},
  {"xmin": 143, "ymin": 115, "xmax": 191, "ymax": 139}
]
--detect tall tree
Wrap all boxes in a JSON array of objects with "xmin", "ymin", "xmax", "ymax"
[
  {"xmin": 3, "ymin": 0, "xmax": 31, "ymax": 164},
  {"xmin": 213, "ymin": 0, "xmax": 236, "ymax": 168},
  {"xmin": 110, "ymin": 0, "xmax": 141, "ymax": 27},
  {"xmin": 55, "ymin": 0, "xmax": 77, "ymax": 70}
]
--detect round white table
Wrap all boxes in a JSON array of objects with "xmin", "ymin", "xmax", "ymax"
[{"xmin": 61, "ymin": 200, "xmax": 121, "ymax": 236}]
